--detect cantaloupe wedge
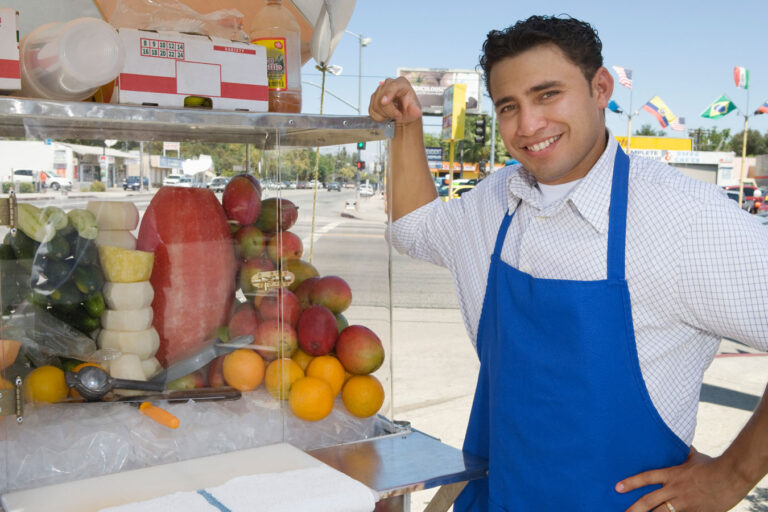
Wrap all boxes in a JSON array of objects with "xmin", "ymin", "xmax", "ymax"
[
  {"xmin": 0, "ymin": 339, "xmax": 22, "ymax": 370},
  {"xmin": 98, "ymin": 245, "xmax": 154, "ymax": 283}
]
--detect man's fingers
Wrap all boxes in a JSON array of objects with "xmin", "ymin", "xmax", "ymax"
[
  {"xmin": 616, "ymin": 468, "xmax": 668, "ymax": 493},
  {"xmin": 622, "ymin": 486, "xmax": 675, "ymax": 512},
  {"xmin": 368, "ymin": 77, "xmax": 421, "ymax": 122}
]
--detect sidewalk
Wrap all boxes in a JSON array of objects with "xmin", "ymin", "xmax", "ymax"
[{"xmin": 392, "ymin": 308, "xmax": 768, "ymax": 511}]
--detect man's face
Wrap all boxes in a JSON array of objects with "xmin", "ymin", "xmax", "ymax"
[{"xmin": 489, "ymin": 44, "xmax": 613, "ymax": 184}]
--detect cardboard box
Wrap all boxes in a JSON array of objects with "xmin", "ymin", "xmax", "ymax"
[
  {"xmin": 0, "ymin": 8, "xmax": 20, "ymax": 91},
  {"xmin": 117, "ymin": 28, "xmax": 268, "ymax": 112}
]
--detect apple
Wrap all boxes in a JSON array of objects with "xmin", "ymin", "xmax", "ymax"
[
  {"xmin": 257, "ymin": 288, "xmax": 301, "ymax": 327},
  {"xmin": 256, "ymin": 320, "xmax": 298, "ymax": 361},
  {"xmin": 257, "ymin": 198, "xmax": 298, "ymax": 232},
  {"xmin": 235, "ymin": 225, "xmax": 266, "ymax": 260},
  {"xmin": 310, "ymin": 275, "xmax": 352, "ymax": 314},
  {"xmin": 297, "ymin": 305, "xmax": 338, "ymax": 356},
  {"xmin": 294, "ymin": 276, "xmax": 319, "ymax": 309},
  {"xmin": 335, "ymin": 325, "xmax": 385, "ymax": 375},
  {"xmin": 228, "ymin": 303, "xmax": 260, "ymax": 339},
  {"xmin": 207, "ymin": 355, "xmax": 226, "ymax": 387},
  {"xmin": 266, "ymin": 231, "xmax": 303, "ymax": 263},
  {"xmin": 166, "ymin": 369, "xmax": 207, "ymax": 390},
  {"xmin": 222, "ymin": 174, "xmax": 262, "ymax": 225},
  {"xmin": 238, "ymin": 257, "xmax": 276, "ymax": 294}
]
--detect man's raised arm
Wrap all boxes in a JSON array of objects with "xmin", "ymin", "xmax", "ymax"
[{"xmin": 369, "ymin": 77, "xmax": 437, "ymax": 221}]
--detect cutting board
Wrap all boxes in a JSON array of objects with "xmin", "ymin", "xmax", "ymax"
[{"xmin": 2, "ymin": 443, "xmax": 322, "ymax": 512}]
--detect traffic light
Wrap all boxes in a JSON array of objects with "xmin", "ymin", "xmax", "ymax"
[
  {"xmin": 356, "ymin": 160, "xmax": 366, "ymax": 170},
  {"xmin": 357, "ymin": 141, "xmax": 366, "ymax": 150},
  {"xmin": 474, "ymin": 116, "xmax": 487, "ymax": 145}
]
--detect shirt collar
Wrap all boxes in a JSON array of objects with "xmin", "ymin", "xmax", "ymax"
[{"xmin": 505, "ymin": 131, "xmax": 618, "ymax": 234}]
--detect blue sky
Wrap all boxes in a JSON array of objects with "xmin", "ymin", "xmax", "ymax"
[{"xmin": 301, "ymin": 0, "xmax": 768, "ymax": 161}]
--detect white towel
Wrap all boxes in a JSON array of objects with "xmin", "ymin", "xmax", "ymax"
[
  {"xmin": 98, "ymin": 464, "xmax": 377, "ymax": 512},
  {"xmin": 208, "ymin": 465, "xmax": 377, "ymax": 512}
]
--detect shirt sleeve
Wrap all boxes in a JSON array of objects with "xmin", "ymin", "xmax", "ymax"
[
  {"xmin": 677, "ymin": 197, "xmax": 768, "ymax": 352},
  {"xmin": 390, "ymin": 197, "xmax": 461, "ymax": 269}
]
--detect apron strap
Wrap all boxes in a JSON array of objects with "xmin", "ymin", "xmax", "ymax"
[
  {"xmin": 606, "ymin": 146, "xmax": 630, "ymax": 281},
  {"xmin": 492, "ymin": 201, "xmax": 519, "ymax": 258}
]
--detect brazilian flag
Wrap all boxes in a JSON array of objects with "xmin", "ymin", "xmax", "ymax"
[{"xmin": 701, "ymin": 95, "xmax": 737, "ymax": 119}]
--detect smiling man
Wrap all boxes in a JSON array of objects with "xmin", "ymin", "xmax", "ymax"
[{"xmin": 369, "ymin": 14, "xmax": 768, "ymax": 512}]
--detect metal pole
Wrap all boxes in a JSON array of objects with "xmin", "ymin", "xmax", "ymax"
[
  {"xmin": 627, "ymin": 86, "xmax": 633, "ymax": 151},
  {"xmin": 738, "ymin": 114, "xmax": 749, "ymax": 208},
  {"xmin": 355, "ymin": 35, "xmax": 363, "ymax": 202}
]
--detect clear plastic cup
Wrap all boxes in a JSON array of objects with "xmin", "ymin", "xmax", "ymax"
[{"xmin": 19, "ymin": 17, "xmax": 125, "ymax": 101}]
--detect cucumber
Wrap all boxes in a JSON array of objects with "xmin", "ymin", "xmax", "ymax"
[
  {"xmin": 36, "ymin": 235, "xmax": 70, "ymax": 261},
  {"xmin": 17, "ymin": 203, "xmax": 56, "ymax": 243},
  {"xmin": 67, "ymin": 209, "xmax": 98, "ymax": 240},
  {"xmin": 6, "ymin": 230, "xmax": 35, "ymax": 260},
  {"xmin": 49, "ymin": 281, "xmax": 82, "ymax": 312},
  {"xmin": 41, "ymin": 258, "xmax": 74, "ymax": 287},
  {"xmin": 42, "ymin": 206, "xmax": 69, "ymax": 230},
  {"xmin": 84, "ymin": 292, "xmax": 106, "ymax": 318},
  {"xmin": 72, "ymin": 237, "xmax": 98, "ymax": 266},
  {"xmin": 0, "ymin": 242, "xmax": 15, "ymax": 261},
  {"xmin": 73, "ymin": 265, "xmax": 104, "ymax": 295}
]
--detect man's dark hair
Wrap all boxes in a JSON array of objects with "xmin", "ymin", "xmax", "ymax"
[{"xmin": 480, "ymin": 15, "xmax": 603, "ymax": 96}]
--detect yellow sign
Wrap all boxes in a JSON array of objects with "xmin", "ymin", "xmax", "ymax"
[
  {"xmin": 441, "ymin": 83, "xmax": 466, "ymax": 141},
  {"xmin": 615, "ymin": 136, "xmax": 692, "ymax": 151}
]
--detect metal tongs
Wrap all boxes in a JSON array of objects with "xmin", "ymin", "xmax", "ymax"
[{"xmin": 149, "ymin": 334, "xmax": 257, "ymax": 384}]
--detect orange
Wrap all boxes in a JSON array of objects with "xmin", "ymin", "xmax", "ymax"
[
  {"xmin": 306, "ymin": 355, "xmax": 346, "ymax": 397},
  {"xmin": 288, "ymin": 376, "xmax": 334, "ymax": 421},
  {"xmin": 341, "ymin": 375, "xmax": 385, "ymax": 418},
  {"xmin": 23, "ymin": 365, "xmax": 68, "ymax": 404},
  {"xmin": 0, "ymin": 339, "xmax": 21, "ymax": 370},
  {"xmin": 264, "ymin": 358, "xmax": 304, "ymax": 400},
  {"xmin": 69, "ymin": 362, "xmax": 106, "ymax": 398},
  {"xmin": 291, "ymin": 347, "xmax": 314, "ymax": 372},
  {"xmin": 222, "ymin": 348, "xmax": 265, "ymax": 391}
]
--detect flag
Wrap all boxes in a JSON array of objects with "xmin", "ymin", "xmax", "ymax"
[
  {"xmin": 670, "ymin": 117, "xmax": 686, "ymax": 131},
  {"xmin": 700, "ymin": 95, "xmax": 737, "ymax": 119},
  {"xmin": 733, "ymin": 66, "xmax": 749, "ymax": 89},
  {"xmin": 756, "ymin": 100, "xmax": 768, "ymax": 115},
  {"xmin": 642, "ymin": 96, "xmax": 677, "ymax": 128},
  {"xmin": 612, "ymin": 65, "xmax": 632, "ymax": 89},
  {"xmin": 608, "ymin": 99, "xmax": 623, "ymax": 114}
]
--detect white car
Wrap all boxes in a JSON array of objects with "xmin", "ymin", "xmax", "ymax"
[
  {"xmin": 163, "ymin": 174, "xmax": 182, "ymax": 186},
  {"xmin": 12, "ymin": 169, "xmax": 35, "ymax": 183},
  {"xmin": 359, "ymin": 184, "xmax": 374, "ymax": 197},
  {"xmin": 176, "ymin": 176, "xmax": 194, "ymax": 187},
  {"xmin": 46, "ymin": 175, "xmax": 72, "ymax": 191}
]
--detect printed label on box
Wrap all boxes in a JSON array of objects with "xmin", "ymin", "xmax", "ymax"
[{"xmin": 0, "ymin": 7, "xmax": 21, "ymax": 90}]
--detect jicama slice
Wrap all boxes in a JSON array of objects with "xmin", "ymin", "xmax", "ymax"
[
  {"xmin": 87, "ymin": 201, "xmax": 139, "ymax": 230},
  {"xmin": 95, "ymin": 230, "xmax": 137, "ymax": 251},
  {"xmin": 101, "ymin": 307, "xmax": 154, "ymax": 332},
  {"xmin": 98, "ymin": 328, "xmax": 160, "ymax": 360},
  {"xmin": 103, "ymin": 281, "xmax": 154, "ymax": 310}
]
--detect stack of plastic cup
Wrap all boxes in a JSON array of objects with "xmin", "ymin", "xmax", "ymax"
[{"xmin": 19, "ymin": 17, "xmax": 125, "ymax": 102}]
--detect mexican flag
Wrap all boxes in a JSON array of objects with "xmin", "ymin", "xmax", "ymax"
[{"xmin": 734, "ymin": 66, "xmax": 749, "ymax": 89}]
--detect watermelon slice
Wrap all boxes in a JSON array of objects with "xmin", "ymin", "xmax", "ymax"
[{"xmin": 138, "ymin": 187, "xmax": 235, "ymax": 366}]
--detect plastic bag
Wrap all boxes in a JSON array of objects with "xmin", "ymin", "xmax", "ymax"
[
  {"xmin": 1, "ymin": 302, "xmax": 102, "ymax": 366},
  {"xmin": 108, "ymin": 0, "xmax": 248, "ymax": 41}
]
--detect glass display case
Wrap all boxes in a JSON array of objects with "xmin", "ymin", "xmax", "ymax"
[{"xmin": 0, "ymin": 97, "xmax": 404, "ymax": 504}]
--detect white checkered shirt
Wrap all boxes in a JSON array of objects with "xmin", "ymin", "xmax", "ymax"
[{"xmin": 391, "ymin": 134, "xmax": 768, "ymax": 444}]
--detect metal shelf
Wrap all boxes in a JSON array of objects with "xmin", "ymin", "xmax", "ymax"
[{"xmin": 0, "ymin": 97, "xmax": 393, "ymax": 147}]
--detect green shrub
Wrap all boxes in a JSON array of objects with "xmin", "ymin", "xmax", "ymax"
[
  {"xmin": 1, "ymin": 182, "xmax": 11, "ymax": 193},
  {"xmin": 89, "ymin": 181, "xmax": 106, "ymax": 192},
  {"xmin": 18, "ymin": 183, "xmax": 33, "ymax": 193}
]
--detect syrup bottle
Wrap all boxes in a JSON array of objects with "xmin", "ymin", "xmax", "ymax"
[{"xmin": 249, "ymin": 0, "xmax": 302, "ymax": 113}]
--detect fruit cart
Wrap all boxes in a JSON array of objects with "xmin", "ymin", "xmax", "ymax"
[{"xmin": 0, "ymin": 97, "xmax": 487, "ymax": 511}]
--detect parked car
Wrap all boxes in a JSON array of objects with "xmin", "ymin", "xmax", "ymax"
[
  {"xmin": 177, "ymin": 175, "xmax": 194, "ymax": 188},
  {"xmin": 122, "ymin": 176, "xmax": 149, "ymax": 191},
  {"xmin": 438, "ymin": 184, "xmax": 475, "ymax": 202},
  {"xmin": 359, "ymin": 184, "xmax": 374, "ymax": 197},
  {"xmin": 326, "ymin": 182, "xmax": 341, "ymax": 191},
  {"xmin": 208, "ymin": 176, "xmax": 230, "ymax": 192},
  {"xmin": 46, "ymin": 175, "xmax": 72, "ymax": 191},
  {"xmin": 12, "ymin": 169, "xmax": 35, "ymax": 183},
  {"xmin": 724, "ymin": 185, "xmax": 761, "ymax": 213},
  {"xmin": 162, "ymin": 174, "xmax": 182, "ymax": 186}
]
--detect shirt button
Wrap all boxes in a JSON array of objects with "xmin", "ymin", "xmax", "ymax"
[
  {"xmin": 522, "ymin": 265, "xmax": 532, "ymax": 273},
  {"xmin": 536, "ymin": 216, "xmax": 545, "ymax": 222}
]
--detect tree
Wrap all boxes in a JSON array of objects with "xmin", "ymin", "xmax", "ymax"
[
  {"xmin": 634, "ymin": 124, "xmax": 665, "ymax": 137},
  {"xmin": 728, "ymin": 129, "xmax": 767, "ymax": 156},
  {"xmin": 688, "ymin": 127, "xmax": 731, "ymax": 151}
]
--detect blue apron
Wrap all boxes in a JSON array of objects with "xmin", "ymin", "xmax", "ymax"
[{"xmin": 455, "ymin": 147, "xmax": 689, "ymax": 510}]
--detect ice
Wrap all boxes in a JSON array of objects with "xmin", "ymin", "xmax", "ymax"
[{"xmin": 0, "ymin": 389, "xmax": 383, "ymax": 494}]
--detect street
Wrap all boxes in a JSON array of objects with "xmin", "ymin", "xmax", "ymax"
[{"xmin": 8, "ymin": 187, "xmax": 768, "ymax": 510}]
